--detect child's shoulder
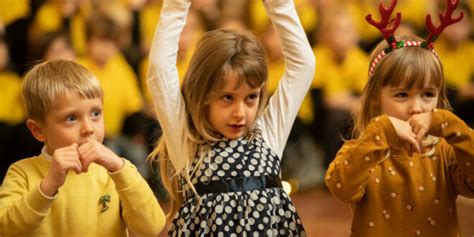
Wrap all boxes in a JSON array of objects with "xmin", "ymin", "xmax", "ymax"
[
  {"xmin": 6, "ymin": 155, "xmax": 49, "ymax": 177},
  {"xmin": 12, "ymin": 154, "xmax": 46, "ymax": 167}
]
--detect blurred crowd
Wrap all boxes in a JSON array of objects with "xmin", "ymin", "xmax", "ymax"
[{"xmin": 0, "ymin": 0, "xmax": 473, "ymax": 196}]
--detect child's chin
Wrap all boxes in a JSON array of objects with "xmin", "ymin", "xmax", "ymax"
[{"xmin": 223, "ymin": 131, "xmax": 246, "ymax": 140}]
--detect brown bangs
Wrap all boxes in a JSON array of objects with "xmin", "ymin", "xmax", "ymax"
[
  {"xmin": 210, "ymin": 56, "xmax": 268, "ymax": 96},
  {"xmin": 380, "ymin": 47, "xmax": 443, "ymax": 90}
]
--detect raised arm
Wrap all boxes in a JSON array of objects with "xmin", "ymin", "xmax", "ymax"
[
  {"xmin": 146, "ymin": 0, "xmax": 191, "ymax": 172},
  {"xmin": 258, "ymin": 0, "xmax": 316, "ymax": 158}
]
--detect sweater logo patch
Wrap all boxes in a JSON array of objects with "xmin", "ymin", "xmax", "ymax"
[{"xmin": 99, "ymin": 194, "xmax": 111, "ymax": 213}]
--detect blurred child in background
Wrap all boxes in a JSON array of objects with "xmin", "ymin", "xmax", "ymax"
[
  {"xmin": 78, "ymin": 9, "xmax": 144, "ymax": 139},
  {"xmin": 436, "ymin": 2, "xmax": 474, "ymax": 127},
  {"xmin": 311, "ymin": 6, "xmax": 369, "ymax": 169},
  {"xmin": 0, "ymin": 33, "xmax": 24, "ymax": 180}
]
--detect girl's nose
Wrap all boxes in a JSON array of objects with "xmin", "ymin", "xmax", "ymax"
[
  {"xmin": 232, "ymin": 102, "xmax": 246, "ymax": 118},
  {"xmin": 408, "ymin": 98, "xmax": 422, "ymax": 115}
]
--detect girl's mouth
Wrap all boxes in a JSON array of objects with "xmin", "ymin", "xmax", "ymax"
[{"xmin": 229, "ymin": 124, "xmax": 245, "ymax": 131}]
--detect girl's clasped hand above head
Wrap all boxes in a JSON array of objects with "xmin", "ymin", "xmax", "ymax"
[{"xmin": 146, "ymin": 0, "xmax": 315, "ymax": 235}]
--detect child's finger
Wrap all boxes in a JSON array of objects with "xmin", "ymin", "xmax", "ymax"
[
  {"xmin": 81, "ymin": 157, "xmax": 92, "ymax": 172},
  {"xmin": 73, "ymin": 161, "xmax": 83, "ymax": 174},
  {"xmin": 411, "ymin": 122, "xmax": 421, "ymax": 135},
  {"xmin": 415, "ymin": 126, "xmax": 429, "ymax": 151},
  {"xmin": 78, "ymin": 144, "xmax": 97, "ymax": 172},
  {"xmin": 61, "ymin": 159, "xmax": 82, "ymax": 174},
  {"xmin": 406, "ymin": 133, "xmax": 421, "ymax": 154}
]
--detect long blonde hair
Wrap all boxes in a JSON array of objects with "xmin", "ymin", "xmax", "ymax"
[
  {"xmin": 148, "ymin": 29, "xmax": 268, "ymax": 221},
  {"xmin": 353, "ymin": 35, "xmax": 450, "ymax": 138}
]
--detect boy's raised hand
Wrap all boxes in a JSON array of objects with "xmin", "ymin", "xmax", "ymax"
[
  {"xmin": 41, "ymin": 143, "xmax": 82, "ymax": 196},
  {"xmin": 78, "ymin": 139, "xmax": 124, "ymax": 173},
  {"xmin": 388, "ymin": 116, "xmax": 422, "ymax": 156}
]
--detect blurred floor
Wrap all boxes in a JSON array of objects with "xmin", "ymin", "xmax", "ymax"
[
  {"xmin": 155, "ymin": 187, "xmax": 474, "ymax": 237},
  {"xmin": 458, "ymin": 196, "xmax": 474, "ymax": 237},
  {"xmin": 291, "ymin": 187, "xmax": 352, "ymax": 236}
]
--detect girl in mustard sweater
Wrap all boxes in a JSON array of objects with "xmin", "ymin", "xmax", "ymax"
[{"xmin": 326, "ymin": 1, "xmax": 474, "ymax": 236}]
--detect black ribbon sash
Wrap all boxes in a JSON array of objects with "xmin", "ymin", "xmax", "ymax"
[{"xmin": 193, "ymin": 175, "xmax": 282, "ymax": 195}]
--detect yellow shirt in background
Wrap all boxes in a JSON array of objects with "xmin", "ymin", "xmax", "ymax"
[
  {"xmin": 436, "ymin": 40, "xmax": 474, "ymax": 88},
  {"xmin": 0, "ymin": 72, "xmax": 24, "ymax": 125},
  {"xmin": 0, "ymin": 0, "xmax": 29, "ymax": 26},
  {"xmin": 32, "ymin": 2, "xmax": 87, "ymax": 56},
  {"xmin": 139, "ymin": 1, "xmax": 162, "ymax": 49},
  {"xmin": 250, "ymin": 0, "xmax": 317, "ymax": 34},
  {"xmin": 78, "ymin": 54, "xmax": 144, "ymax": 137},
  {"xmin": 312, "ymin": 46, "xmax": 368, "ymax": 97}
]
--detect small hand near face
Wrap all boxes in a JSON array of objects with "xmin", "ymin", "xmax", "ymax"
[
  {"xmin": 78, "ymin": 139, "xmax": 124, "ymax": 173},
  {"xmin": 407, "ymin": 112, "xmax": 432, "ymax": 151},
  {"xmin": 41, "ymin": 143, "xmax": 83, "ymax": 196},
  {"xmin": 388, "ymin": 116, "xmax": 422, "ymax": 156},
  {"xmin": 41, "ymin": 141, "xmax": 124, "ymax": 196}
]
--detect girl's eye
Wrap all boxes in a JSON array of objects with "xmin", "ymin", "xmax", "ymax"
[
  {"xmin": 423, "ymin": 92, "xmax": 436, "ymax": 98},
  {"xmin": 222, "ymin": 95, "xmax": 233, "ymax": 102},
  {"xmin": 394, "ymin": 92, "xmax": 408, "ymax": 98},
  {"xmin": 246, "ymin": 93, "xmax": 259, "ymax": 102}
]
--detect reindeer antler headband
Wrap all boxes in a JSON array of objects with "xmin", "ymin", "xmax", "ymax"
[{"xmin": 366, "ymin": 0, "xmax": 464, "ymax": 78}]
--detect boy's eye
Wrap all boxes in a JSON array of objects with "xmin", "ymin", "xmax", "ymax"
[
  {"xmin": 65, "ymin": 115, "xmax": 77, "ymax": 122},
  {"xmin": 91, "ymin": 109, "xmax": 102, "ymax": 118}
]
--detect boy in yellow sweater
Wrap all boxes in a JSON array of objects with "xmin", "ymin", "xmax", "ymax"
[{"xmin": 0, "ymin": 60, "xmax": 165, "ymax": 236}]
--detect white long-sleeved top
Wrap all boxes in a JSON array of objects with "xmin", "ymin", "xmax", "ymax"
[{"xmin": 147, "ymin": 0, "xmax": 315, "ymax": 173}]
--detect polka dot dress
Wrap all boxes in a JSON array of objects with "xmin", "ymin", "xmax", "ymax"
[{"xmin": 169, "ymin": 132, "xmax": 306, "ymax": 236}]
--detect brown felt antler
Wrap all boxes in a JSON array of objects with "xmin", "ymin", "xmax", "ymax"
[
  {"xmin": 423, "ymin": 0, "xmax": 464, "ymax": 48},
  {"xmin": 365, "ymin": 0, "xmax": 401, "ymax": 47}
]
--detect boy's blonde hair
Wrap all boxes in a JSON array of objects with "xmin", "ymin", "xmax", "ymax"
[
  {"xmin": 149, "ymin": 29, "xmax": 268, "ymax": 221},
  {"xmin": 22, "ymin": 59, "xmax": 103, "ymax": 122},
  {"xmin": 353, "ymin": 35, "xmax": 450, "ymax": 138}
]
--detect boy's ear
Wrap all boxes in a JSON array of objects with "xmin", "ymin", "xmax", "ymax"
[{"xmin": 26, "ymin": 119, "xmax": 46, "ymax": 142}]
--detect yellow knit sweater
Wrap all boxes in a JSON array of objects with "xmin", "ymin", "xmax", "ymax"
[{"xmin": 0, "ymin": 154, "xmax": 165, "ymax": 236}]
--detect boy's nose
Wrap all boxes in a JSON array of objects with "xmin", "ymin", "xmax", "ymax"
[{"xmin": 81, "ymin": 120, "xmax": 94, "ymax": 136}]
